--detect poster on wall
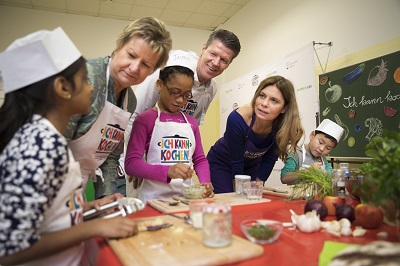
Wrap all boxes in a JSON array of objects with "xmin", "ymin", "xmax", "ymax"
[
  {"xmin": 319, "ymin": 50, "xmax": 400, "ymax": 158},
  {"xmin": 219, "ymin": 42, "xmax": 317, "ymax": 186}
]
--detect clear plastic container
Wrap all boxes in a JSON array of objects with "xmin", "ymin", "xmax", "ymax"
[
  {"xmin": 202, "ymin": 204, "xmax": 232, "ymax": 247},
  {"xmin": 234, "ymin": 175, "xmax": 251, "ymax": 198}
]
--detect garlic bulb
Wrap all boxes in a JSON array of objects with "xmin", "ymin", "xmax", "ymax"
[{"xmin": 290, "ymin": 209, "xmax": 321, "ymax": 233}]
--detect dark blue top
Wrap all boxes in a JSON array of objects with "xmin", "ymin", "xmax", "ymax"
[{"xmin": 207, "ymin": 109, "xmax": 279, "ymax": 193}]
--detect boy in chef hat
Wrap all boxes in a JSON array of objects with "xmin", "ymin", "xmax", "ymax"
[
  {"xmin": 124, "ymin": 53, "xmax": 214, "ymax": 203},
  {"xmin": 280, "ymin": 119, "xmax": 344, "ymax": 184},
  {"xmin": 0, "ymin": 27, "xmax": 138, "ymax": 265}
]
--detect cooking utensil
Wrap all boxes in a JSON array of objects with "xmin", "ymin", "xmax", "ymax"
[
  {"xmin": 83, "ymin": 197, "xmax": 145, "ymax": 221},
  {"xmin": 264, "ymin": 187, "xmax": 289, "ymax": 194},
  {"xmin": 172, "ymin": 195, "xmax": 189, "ymax": 205},
  {"xmin": 165, "ymin": 212, "xmax": 192, "ymax": 225},
  {"xmin": 140, "ymin": 223, "xmax": 173, "ymax": 232},
  {"xmin": 158, "ymin": 199, "xmax": 180, "ymax": 206}
]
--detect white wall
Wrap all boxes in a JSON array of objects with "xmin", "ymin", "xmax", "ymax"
[
  {"xmin": 219, "ymin": 0, "xmax": 400, "ymax": 85},
  {"xmin": 0, "ymin": 6, "xmax": 210, "ymax": 59}
]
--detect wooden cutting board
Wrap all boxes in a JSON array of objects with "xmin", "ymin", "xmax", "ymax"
[
  {"xmin": 262, "ymin": 186, "xmax": 293, "ymax": 198},
  {"xmin": 147, "ymin": 192, "xmax": 271, "ymax": 213},
  {"xmin": 108, "ymin": 215, "xmax": 264, "ymax": 266}
]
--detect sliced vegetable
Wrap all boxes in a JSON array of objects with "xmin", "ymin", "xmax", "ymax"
[
  {"xmin": 320, "ymin": 76, "xmax": 329, "ymax": 85},
  {"xmin": 348, "ymin": 137, "xmax": 355, "ymax": 147},
  {"xmin": 384, "ymin": 106, "xmax": 398, "ymax": 117}
]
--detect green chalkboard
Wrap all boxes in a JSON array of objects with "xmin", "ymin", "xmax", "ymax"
[{"xmin": 318, "ymin": 50, "xmax": 400, "ymax": 158}]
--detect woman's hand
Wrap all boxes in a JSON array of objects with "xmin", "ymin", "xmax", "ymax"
[
  {"xmin": 167, "ymin": 162, "xmax": 194, "ymax": 180},
  {"xmin": 201, "ymin": 183, "xmax": 214, "ymax": 198}
]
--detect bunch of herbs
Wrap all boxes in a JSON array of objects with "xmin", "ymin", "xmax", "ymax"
[{"xmin": 289, "ymin": 167, "xmax": 334, "ymax": 200}]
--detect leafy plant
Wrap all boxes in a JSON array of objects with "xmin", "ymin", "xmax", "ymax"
[
  {"xmin": 359, "ymin": 130, "xmax": 400, "ymax": 208},
  {"xmin": 289, "ymin": 167, "xmax": 334, "ymax": 200}
]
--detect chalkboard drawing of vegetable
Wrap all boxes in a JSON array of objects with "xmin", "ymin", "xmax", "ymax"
[
  {"xmin": 325, "ymin": 81, "xmax": 342, "ymax": 103},
  {"xmin": 384, "ymin": 106, "xmax": 398, "ymax": 117},
  {"xmin": 367, "ymin": 59, "xmax": 388, "ymax": 86},
  {"xmin": 334, "ymin": 114, "xmax": 349, "ymax": 140},
  {"xmin": 394, "ymin": 67, "xmax": 400, "ymax": 83},
  {"xmin": 343, "ymin": 63, "xmax": 366, "ymax": 85},
  {"xmin": 365, "ymin": 117, "xmax": 383, "ymax": 141},
  {"xmin": 322, "ymin": 107, "xmax": 331, "ymax": 116}
]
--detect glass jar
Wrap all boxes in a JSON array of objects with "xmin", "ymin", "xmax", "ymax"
[{"xmin": 202, "ymin": 204, "xmax": 232, "ymax": 247}]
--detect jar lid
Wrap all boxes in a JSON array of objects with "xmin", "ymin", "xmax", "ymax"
[
  {"xmin": 234, "ymin": 175, "xmax": 251, "ymax": 180},
  {"xmin": 203, "ymin": 203, "xmax": 231, "ymax": 214}
]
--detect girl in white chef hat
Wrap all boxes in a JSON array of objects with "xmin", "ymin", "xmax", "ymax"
[{"xmin": 0, "ymin": 27, "xmax": 138, "ymax": 266}]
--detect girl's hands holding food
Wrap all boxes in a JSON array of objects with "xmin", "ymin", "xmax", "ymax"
[
  {"xmin": 201, "ymin": 183, "xmax": 214, "ymax": 198},
  {"xmin": 168, "ymin": 162, "xmax": 194, "ymax": 180}
]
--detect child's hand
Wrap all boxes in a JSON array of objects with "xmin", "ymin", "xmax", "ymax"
[
  {"xmin": 201, "ymin": 183, "xmax": 214, "ymax": 198},
  {"xmin": 168, "ymin": 162, "xmax": 194, "ymax": 180},
  {"xmin": 311, "ymin": 162, "xmax": 323, "ymax": 170},
  {"xmin": 84, "ymin": 193, "xmax": 124, "ymax": 212},
  {"xmin": 90, "ymin": 216, "xmax": 138, "ymax": 239}
]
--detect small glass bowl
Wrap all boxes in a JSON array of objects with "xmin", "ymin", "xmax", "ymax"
[
  {"xmin": 240, "ymin": 219, "xmax": 283, "ymax": 244},
  {"xmin": 182, "ymin": 185, "xmax": 204, "ymax": 199}
]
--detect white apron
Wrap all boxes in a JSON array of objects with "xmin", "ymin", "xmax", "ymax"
[
  {"xmin": 23, "ymin": 149, "xmax": 85, "ymax": 266},
  {"xmin": 300, "ymin": 144, "xmax": 325, "ymax": 170},
  {"xmin": 138, "ymin": 104, "xmax": 196, "ymax": 203},
  {"xmin": 69, "ymin": 63, "xmax": 131, "ymax": 189}
]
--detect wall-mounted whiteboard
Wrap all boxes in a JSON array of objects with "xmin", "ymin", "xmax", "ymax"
[{"xmin": 219, "ymin": 42, "xmax": 318, "ymax": 186}]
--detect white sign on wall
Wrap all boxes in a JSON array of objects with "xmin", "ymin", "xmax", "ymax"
[{"xmin": 219, "ymin": 42, "xmax": 317, "ymax": 187}]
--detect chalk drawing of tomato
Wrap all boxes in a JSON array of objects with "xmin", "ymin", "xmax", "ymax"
[
  {"xmin": 348, "ymin": 109, "xmax": 356, "ymax": 119},
  {"xmin": 325, "ymin": 81, "xmax": 342, "ymax": 103}
]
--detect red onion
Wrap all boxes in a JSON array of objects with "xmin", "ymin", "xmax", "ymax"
[
  {"xmin": 304, "ymin": 199, "xmax": 328, "ymax": 221},
  {"xmin": 335, "ymin": 204, "xmax": 355, "ymax": 222}
]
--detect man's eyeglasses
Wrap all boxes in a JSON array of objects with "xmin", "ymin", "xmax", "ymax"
[{"xmin": 163, "ymin": 82, "xmax": 193, "ymax": 100}]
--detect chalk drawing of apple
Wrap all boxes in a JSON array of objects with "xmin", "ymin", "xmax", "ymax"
[{"xmin": 325, "ymin": 81, "xmax": 342, "ymax": 103}]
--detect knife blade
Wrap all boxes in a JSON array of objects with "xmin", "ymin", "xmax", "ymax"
[
  {"xmin": 139, "ymin": 223, "xmax": 173, "ymax": 232},
  {"xmin": 263, "ymin": 187, "xmax": 289, "ymax": 194},
  {"xmin": 172, "ymin": 195, "xmax": 189, "ymax": 205}
]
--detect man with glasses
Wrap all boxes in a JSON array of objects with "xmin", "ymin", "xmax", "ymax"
[{"xmin": 123, "ymin": 29, "xmax": 241, "ymax": 196}]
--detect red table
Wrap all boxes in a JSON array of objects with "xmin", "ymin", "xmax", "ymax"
[{"xmin": 95, "ymin": 196, "xmax": 398, "ymax": 266}]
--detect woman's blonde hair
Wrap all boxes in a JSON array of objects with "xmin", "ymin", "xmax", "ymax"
[
  {"xmin": 251, "ymin": 75, "xmax": 304, "ymax": 161},
  {"xmin": 113, "ymin": 17, "xmax": 172, "ymax": 70}
]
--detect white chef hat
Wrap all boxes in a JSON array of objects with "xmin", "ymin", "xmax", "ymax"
[
  {"xmin": 0, "ymin": 27, "xmax": 81, "ymax": 94},
  {"xmin": 316, "ymin": 119, "xmax": 345, "ymax": 143},
  {"xmin": 165, "ymin": 50, "xmax": 198, "ymax": 73}
]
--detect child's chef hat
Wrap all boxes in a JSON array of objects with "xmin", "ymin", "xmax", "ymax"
[
  {"xmin": 0, "ymin": 27, "xmax": 81, "ymax": 94},
  {"xmin": 165, "ymin": 50, "xmax": 198, "ymax": 73},
  {"xmin": 316, "ymin": 119, "xmax": 345, "ymax": 142}
]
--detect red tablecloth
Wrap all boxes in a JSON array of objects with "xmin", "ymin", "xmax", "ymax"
[{"xmin": 95, "ymin": 196, "xmax": 398, "ymax": 266}]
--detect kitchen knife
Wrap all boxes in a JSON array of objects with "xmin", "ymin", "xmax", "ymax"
[
  {"xmin": 172, "ymin": 195, "xmax": 189, "ymax": 205},
  {"xmin": 140, "ymin": 223, "xmax": 173, "ymax": 232}
]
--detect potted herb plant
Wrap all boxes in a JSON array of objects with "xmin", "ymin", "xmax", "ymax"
[{"xmin": 358, "ymin": 130, "xmax": 400, "ymax": 234}]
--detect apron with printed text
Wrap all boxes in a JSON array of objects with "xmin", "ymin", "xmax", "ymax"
[
  {"xmin": 69, "ymin": 63, "xmax": 131, "ymax": 189},
  {"xmin": 138, "ymin": 104, "xmax": 196, "ymax": 203},
  {"xmin": 25, "ymin": 149, "xmax": 85, "ymax": 266}
]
